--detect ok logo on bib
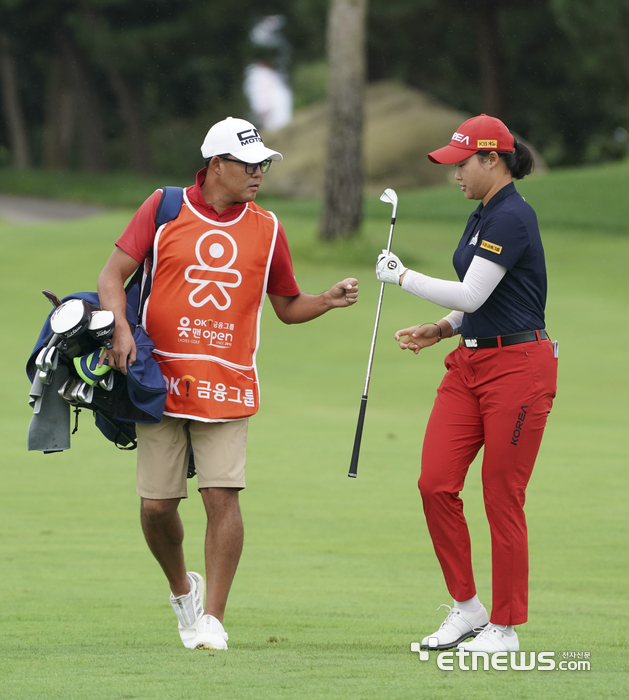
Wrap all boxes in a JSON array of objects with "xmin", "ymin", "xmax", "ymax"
[{"xmin": 185, "ymin": 231, "xmax": 242, "ymax": 310}]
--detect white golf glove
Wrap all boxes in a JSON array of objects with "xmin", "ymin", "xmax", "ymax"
[{"xmin": 376, "ymin": 250, "xmax": 407, "ymax": 285}]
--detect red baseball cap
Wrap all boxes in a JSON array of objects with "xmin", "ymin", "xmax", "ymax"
[{"xmin": 427, "ymin": 114, "xmax": 515, "ymax": 164}]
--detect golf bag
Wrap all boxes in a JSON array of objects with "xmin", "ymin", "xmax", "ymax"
[
  {"xmin": 27, "ymin": 292, "xmax": 167, "ymax": 452},
  {"xmin": 26, "ymin": 187, "xmax": 184, "ymax": 454}
]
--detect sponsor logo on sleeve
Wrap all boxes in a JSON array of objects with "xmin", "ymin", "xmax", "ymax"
[
  {"xmin": 477, "ymin": 139, "xmax": 498, "ymax": 148},
  {"xmin": 480, "ymin": 240, "xmax": 502, "ymax": 254}
]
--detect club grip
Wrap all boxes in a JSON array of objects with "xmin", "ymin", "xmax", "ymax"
[{"xmin": 348, "ymin": 395, "xmax": 368, "ymax": 478}]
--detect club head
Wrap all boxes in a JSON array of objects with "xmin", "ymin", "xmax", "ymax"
[
  {"xmin": 70, "ymin": 381, "xmax": 83, "ymax": 404},
  {"xmin": 38, "ymin": 368, "xmax": 52, "ymax": 385},
  {"xmin": 60, "ymin": 376, "xmax": 86, "ymax": 405},
  {"xmin": 44, "ymin": 346, "xmax": 58, "ymax": 371},
  {"xmin": 76, "ymin": 381, "xmax": 94, "ymax": 404},
  {"xmin": 59, "ymin": 377, "xmax": 79, "ymax": 404},
  {"xmin": 99, "ymin": 372, "xmax": 115, "ymax": 392},
  {"xmin": 35, "ymin": 347, "xmax": 48, "ymax": 372},
  {"xmin": 42, "ymin": 289, "xmax": 62, "ymax": 308},
  {"xmin": 380, "ymin": 188, "xmax": 398, "ymax": 209}
]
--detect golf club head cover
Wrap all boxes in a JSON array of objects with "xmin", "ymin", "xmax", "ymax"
[
  {"xmin": 376, "ymin": 249, "xmax": 407, "ymax": 285},
  {"xmin": 50, "ymin": 299, "xmax": 93, "ymax": 339},
  {"xmin": 73, "ymin": 348, "xmax": 111, "ymax": 386},
  {"xmin": 88, "ymin": 310, "xmax": 115, "ymax": 349}
]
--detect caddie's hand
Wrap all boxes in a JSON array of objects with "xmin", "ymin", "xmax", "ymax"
[
  {"xmin": 329, "ymin": 278, "xmax": 359, "ymax": 307},
  {"xmin": 101, "ymin": 321, "xmax": 137, "ymax": 374},
  {"xmin": 376, "ymin": 250, "xmax": 407, "ymax": 285},
  {"xmin": 395, "ymin": 324, "xmax": 440, "ymax": 354}
]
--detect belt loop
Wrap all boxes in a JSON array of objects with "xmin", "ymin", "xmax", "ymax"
[
  {"xmin": 497, "ymin": 334, "xmax": 503, "ymax": 348},
  {"xmin": 535, "ymin": 329, "xmax": 541, "ymax": 341}
]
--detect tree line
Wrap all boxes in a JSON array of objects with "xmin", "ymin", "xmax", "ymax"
[{"xmin": 1, "ymin": 0, "xmax": 628, "ymax": 179}]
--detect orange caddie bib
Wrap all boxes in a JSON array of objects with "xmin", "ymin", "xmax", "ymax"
[{"xmin": 141, "ymin": 192, "xmax": 278, "ymax": 421}]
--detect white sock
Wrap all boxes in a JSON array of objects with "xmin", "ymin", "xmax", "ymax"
[{"xmin": 453, "ymin": 595, "xmax": 481, "ymax": 613}]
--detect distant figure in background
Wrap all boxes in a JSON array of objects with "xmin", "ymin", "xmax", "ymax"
[
  {"xmin": 244, "ymin": 15, "xmax": 292, "ymax": 133},
  {"xmin": 243, "ymin": 61, "xmax": 292, "ymax": 132}
]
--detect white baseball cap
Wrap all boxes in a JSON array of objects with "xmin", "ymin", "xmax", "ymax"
[{"xmin": 200, "ymin": 117, "xmax": 283, "ymax": 163}]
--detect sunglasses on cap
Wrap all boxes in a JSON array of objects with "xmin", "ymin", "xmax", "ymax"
[{"xmin": 219, "ymin": 156, "xmax": 272, "ymax": 175}]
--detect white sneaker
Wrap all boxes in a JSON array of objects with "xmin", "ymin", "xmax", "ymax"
[
  {"xmin": 170, "ymin": 572, "xmax": 205, "ymax": 649},
  {"xmin": 193, "ymin": 614, "xmax": 229, "ymax": 650},
  {"xmin": 420, "ymin": 604, "xmax": 489, "ymax": 650},
  {"xmin": 458, "ymin": 623, "xmax": 519, "ymax": 653}
]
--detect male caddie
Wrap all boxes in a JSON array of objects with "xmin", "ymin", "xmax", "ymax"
[{"xmin": 97, "ymin": 117, "xmax": 358, "ymax": 650}]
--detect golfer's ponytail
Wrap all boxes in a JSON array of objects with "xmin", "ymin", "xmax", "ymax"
[{"xmin": 508, "ymin": 141, "xmax": 534, "ymax": 180}]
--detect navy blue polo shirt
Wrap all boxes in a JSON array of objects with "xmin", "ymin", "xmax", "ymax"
[{"xmin": 452, "ymin": 182, "xmax": 547, "ymax": 338}]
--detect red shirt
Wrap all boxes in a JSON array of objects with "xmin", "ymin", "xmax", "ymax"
[{"xmin": 116, "ymin": 169, "xmax": 300, "ymax": 297}]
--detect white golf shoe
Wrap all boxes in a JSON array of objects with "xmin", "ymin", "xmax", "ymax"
[
  {"xmin": 420, "ymin": 604, "xmax": 489, "ymax": 650},
  {"xmin": 458, "ymin": 623, "xmax": 519, "ymax": 653},
  {"xmin": 193, "ymin": 614, "xmax": 229, "ymax": 650},
  {"xmin": 170, "ymin": 572, "xmax": 205, "ymax": 649}
]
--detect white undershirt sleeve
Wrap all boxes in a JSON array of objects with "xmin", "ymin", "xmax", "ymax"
[
  {"xmin": 442, "ymin": 310, "xmax": 464, "ymax": 335},
  {"xmin": 400, "ymin": 256, "xmax": 508, "ymax": 313}
]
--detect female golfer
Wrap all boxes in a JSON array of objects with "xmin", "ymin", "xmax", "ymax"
[{"xmin": 376, "ymin": 114, "xmax": 557, "ymax": 653}]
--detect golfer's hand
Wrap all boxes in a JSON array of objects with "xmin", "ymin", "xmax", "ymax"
[
  {"xmin": 376, "ymin": 250, "xmax": 407, "ymax": 285},
  {"xmin": 101, "ymin": 321, "xmax": 136, "ymax": 374},
  {"xmin": 395, "ymin": 324, "xmax": 440, "ymax": 354},
  {"xmin": 329, "ymin": 278, "xmax": 359, "ymax": 307}
]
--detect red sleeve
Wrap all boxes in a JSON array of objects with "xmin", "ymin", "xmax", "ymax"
[
  {"xmin": 115, "ymin": 190, "xmax": 162, "ymax": 263},
  {"xmin": 267, "ymin": 222, "xmax": 300, "ymax": 296}
]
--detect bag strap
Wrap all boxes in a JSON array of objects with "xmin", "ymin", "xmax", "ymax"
[
  {"xmin": 155, "ymin": 186, "xmax": 184, "ymax": 227},
  {"xmin": 125, "ymin": 186, "xmax": 185, "ymax": 319}
]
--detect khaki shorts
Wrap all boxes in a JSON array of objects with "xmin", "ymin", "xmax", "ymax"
[{"xmin": 136, "ymin": 416, "xmax": 248, "ymax": 499}]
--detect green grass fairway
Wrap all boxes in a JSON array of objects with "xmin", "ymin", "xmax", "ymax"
[{"xmin": 1, "ymin": 162, "xmax": 628, "ymax": 699}]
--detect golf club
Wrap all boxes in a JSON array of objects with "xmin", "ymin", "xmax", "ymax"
[
  {"xmin": 99, "ymin": 372, "xmax": 115, "ymax": 392},
  {"xmin": 348, "ymin": 188, "xmax": 398, "ymax": 478},
  {"xmin": 35, "ymin": 346, "xmax": 48, "ymax": 372},
  {"xmin": 76, "ymin": 381, "xmax": 94, "ymax": 404},
  {"xmin": 38, "ymin": 368, "xmax": 53, "ymax": 385},
  {"xmin": 59, "ymin": 376, "xmax": 80, "ymax": 404},
  {"xmin": 44, "ymin": 346, "xmax": 58, "ymax": 371},
  {"xmin": 70, "ymin": 381, "xmax": 82, "ymax": 404},
  {"xmin": 42, "ymin": 289, "xmax": 62, "ymax": 308}
]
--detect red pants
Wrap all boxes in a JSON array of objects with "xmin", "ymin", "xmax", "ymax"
[{"xmin": 419, "ymin": 340, "xmax": 557, "ymax": 625}]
